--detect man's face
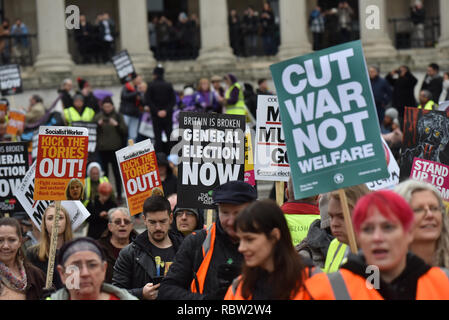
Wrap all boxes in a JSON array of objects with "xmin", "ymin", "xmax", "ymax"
[
  {"xmin": 419, "ymin": 91, "xmax": 429, "ymax": 105},
  {"xmin": 74, "ymin": 98, "xmax": 84, "ymax": 109},
  {"xmin": 369, "ymin": 67, "xmax": 378, "ymax": 80},
  {"xmin": 328, "ymin": 197, "xmax": 349, "ymax": 244},
  {"xmin": 144, "ymin": 210, "xmax": 172, "ymax": 243},
  {"xmin": 108, "ymin": 210, "xmax": 133, "ymax": 240},
  {"xmin": 218, "ymin": 202, "xmax": 250, "ymax": 240},
  {"xmin": 427, "ymin": 66, "xmax": 436, "ymax": 77},
  {"xmin": 90, "ymin": 167, "xmax": 100, "ymax": 182},
  {"xmin": 58, "ymin": 251, "xmax": 107, "ymax": 300},
  {"xmin": 176, "ymin": 210, "xmax": 198, "ymax": 235},
  {"xmin": 64, "ymin": 81, "xmax": 72, "ymax": 91}
]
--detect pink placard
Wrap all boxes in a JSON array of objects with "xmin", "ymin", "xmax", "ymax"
[{"xmin": 410, "ymin": 157, "xmax": 449, "ymax": 201}]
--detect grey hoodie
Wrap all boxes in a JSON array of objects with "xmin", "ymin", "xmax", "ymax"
[{"xmin": 48, "ymin": 283, "xmax": 138, "ymax": 300}]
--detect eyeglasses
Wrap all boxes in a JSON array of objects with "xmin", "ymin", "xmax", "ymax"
[
  {"xmin": 412, "ymin": 206, "xmax": 441, "ymax": 215},
  {"xmin": 112, "ymin": 219, "xmax": 132, "ymax": 226}
]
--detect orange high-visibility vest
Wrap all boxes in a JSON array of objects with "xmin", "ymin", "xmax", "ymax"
[
  {"xmin": 190, "ymin": 223, "xmax": 216, "ymax": 294},
  {"xmin": 224, "ymin": 267, "xmax": 322, "ymax": 300},
  {"xmin": 304, "ymin": 267, "xmax": 449, "ymax": 300}
]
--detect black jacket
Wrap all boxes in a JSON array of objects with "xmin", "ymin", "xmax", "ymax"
[
  {"xmin": 145, "ymin": 77, "xmax": 176, "ymax": 118},
  {"xmin": 341, "ymin": 252, "xmax": 431, "ymax": 300},
  {"xmin": 421, "ymin": 75, "xmax": 443, "ymax": 104},
  {"xmin": 386, "ymin": 71, "xmax": 418, "ymax": 116},
  {"xmin": 86, "ymin": 195, "xmax": 118, "ymax": 240},
  {"xmin": 170, "ymin": 207, "xmax": 205, "ymax": 239},
  {"xmin": 119, "ymin": 82, "xmax": 141, "ymax": 117},
  {"xmin": 58, "ymin": 89, "xmax": 73, "ymax": 109},
  {"xmin": 112, "ymin": 229, "xmax": 183, "ymax": 299},
  {"xmin": 158, "ymin": 219, "xmax": 243, "ymax": 300}
]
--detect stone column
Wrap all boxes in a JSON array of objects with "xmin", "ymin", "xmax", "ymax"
[
  {"xmin": 118, "ymin": 0, "xmax": 155, "ymax": 72},
  {"xmin": 358, "ymin": 0, "xmax": 396, "ymax": 58},
  {"xmin": 438, "ymin": 0, "xmax": 449, "ymax": 49},
  {"xmin": 277, "ymin": 0, "xmax": 312, "ymax": 61},
  {"xmin": 197, "ymin": 0, "xmax": 236, "ymax": 66},
  {"xmin": 34, "ymin": 0, "xmax": 73, "ymax": 74}
]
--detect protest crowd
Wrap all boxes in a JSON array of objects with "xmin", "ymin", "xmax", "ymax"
[{"xmin": 2, "ymin": 13, "xmax": 449, "ymax": 304}]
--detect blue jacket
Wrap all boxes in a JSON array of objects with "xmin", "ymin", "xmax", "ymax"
[{"xmin": 370, "ymin": 76, "xmax": 392, "ymax": 109}]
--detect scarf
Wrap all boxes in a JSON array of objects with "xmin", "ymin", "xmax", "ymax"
[{"xmin": 0, "ymin": 259, "xmax": 27, "ymax": 294}]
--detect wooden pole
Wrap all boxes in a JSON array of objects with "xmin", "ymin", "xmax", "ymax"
[
  {"xmin": 45, "ymin": 201, "xmax": 61, "ymax": 289},
  {"xmin": 275, "ymin": 181, "xmax": 284, "ymax": 207},
  {"xmin": 206, "ymin": 209, "xmax": 214, "ymax": 228},
  {"xmin": 338, "ymin": 189, "xmax": 358, "ymax": 254}
]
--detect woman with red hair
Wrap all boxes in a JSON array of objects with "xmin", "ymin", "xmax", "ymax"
[{"xmin": 303, "ymin": 190, "xmax": 449, "ymax": 300}]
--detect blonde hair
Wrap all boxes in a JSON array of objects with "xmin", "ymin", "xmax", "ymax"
[
  {"xmin": 38, "ymin": 204, "xmax": 73, "ymax": 261},
  {"xmin": 65, "ymin": 178, "xmax": 85, "ymax": 200},
  {"xmin": 197, "ymin": 78, "xmax": 210, "ymax": 91},
  {"xmin": 329, "ymin": 184, "xmax": 370, "ymax": 211}
]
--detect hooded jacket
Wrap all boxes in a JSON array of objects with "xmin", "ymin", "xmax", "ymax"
[
  {"xmin": 112, "ymin": 229, "xmax": 183, "ymax": 300},
  {"xmin": 170, "ymin": 207, "xmax": 205, "ymax": 238}
]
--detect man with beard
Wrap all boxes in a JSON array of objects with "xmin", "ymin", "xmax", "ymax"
[{"xmin": 112, "ymin": 195, "xmax": 183, "ymax": 300}]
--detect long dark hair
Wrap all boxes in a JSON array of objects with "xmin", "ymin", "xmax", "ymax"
[{"xmin": 235, "ymin": 200, "xmax": 305, "ymax": 300}]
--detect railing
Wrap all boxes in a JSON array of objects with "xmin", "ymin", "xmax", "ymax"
[
  {"xmin": 0, "ymin": 34, "xmax": 38, "ymax": 66},
  {"xmin": 389, "ymin": 17, "xmax": 440, "ymax": 49}
]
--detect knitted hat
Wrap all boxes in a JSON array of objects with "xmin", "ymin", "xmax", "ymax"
[
  {"xmin": 319, "ymin": 193, "xmax": 331, "ymax": 229},
  {"xmin": 77, "ymin": 77, "xmax": 89, "ymax": 90},
  {"xmin": 87, "ymin": 162, "xmax": 102, "ymax": 177},
  {"xmin": 384, "ymin": 108, "xmax": 399, "ymax": 120}
]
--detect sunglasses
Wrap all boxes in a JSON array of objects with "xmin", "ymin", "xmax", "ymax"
[{"xmin": 112, "ymin": 219, "xmax": 132, "ymax": 226}]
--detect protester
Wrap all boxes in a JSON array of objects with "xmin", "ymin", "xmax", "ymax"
[
  {"xmin": 440, "ymin": 72, "xmax": 449, "ymax": 103},
  {"xmin": 74, "ymin": 14, "xmax": 95, "ymax": 64},
  {"xmin": 382, "ymin": 118, "xmax": 403, "ymax": 153},
  {"xmin": 417, "ymin": 89, "xmax": 437, "ymax": 110},
  {"xmin": 10, "ymin": 18, "xmax": 29, "ymax": 64},
  {"xmin": 380, "ymin": 108, "xmax": 398, "ymax": 134},
  {"xmin": 225, "ymin": 200, "xmax": 318, "ymax": 300},
  {"xmin": 386, "ymin": 65, "xmax": 418, "ymax": 120},
  {"xmin": 304, "ymin": 190, "xmax": 449, "ymax": 300},
  {"xmin": 0, "ymin": 217, "xmax": 45, "ymax": 300},
  {"xmin": 65, "ymin": 178, "xmax": 85, "ymax": 201},
  {"xmin": 243, "ymin": 83, "xmax": 257, "ymax": 120},
  {"xmin": 145, "ymin": 65, "xmax": 176, "ymax": 154},
  {"xmin": 211, "ymin": 75, "xmax": 225, "ymax": 112},
  {"xmin": 22, "ymin": 221, "xmax": 41, "ymax": 251},
  {"xmin": 112, "ymin": 195, "xmax": 183, "ymax": 300},
  {"xmin": 26, "ymin": 204, "xmax": 73, "ymax": 290},
  {"xmin": 58, "ymin": 79, "xmax": 73, "ymax": 109},
  {"xmin": 78, "ymin": 77, "xmax": 100, "ymax": 113},
  {"xmin": 421, "ymin": 63, "xmax": 443, "ymax": 103},
  {"xmin": 50, "ymin": 237, "xmax": 137, "ymax": 300},
  {"xmin": 223, "ymin": 74, "xmax": 246, "ymax": 116},
  {"xmin": 24, "ymin": 94, "xmax": 46, "ymax": 125},
  {"xmin": 119, "ymin": 74, "xmax": 143, "ymax": 142},
  {"xmin": 97, "ymin": 207, "xmax": 137, "ymax": 284},
  {"xmin": 87, "ymin": 182, "xmax": 117, "ymax": 240},
  {"xmin": 194, "ymin": 78, "xmax": 220, "ymax": 113},
  {"xmin": 95, "ymin": 96, "xmax": 127, "ymax": 201},
  {"xmin": 156, "ymin": 152, "xmax": 177, "ymax": 198},
  {"xmin": 323, "ymin": 184, "xmax": 370, "ymax": 273},
  {"xmin": 337, "ymin": 1, "xmax": 354, "ymax": 44},
  {"xmin": 228, "ymin": 9, "xmax": 243, "ymax": 57},
  {"xmin": 83, "ymin": 162, "xmax": 109, "ymax": 207},
  {"xmin": 256, "ymin": 78, "xmax": 273, "ymax": 95},
  {"xmin": 0, "ymin": 18, "xmax": 11, "ymax": 64},
  {"xmin": 309, "ymin": 6, "xmax": 325, "ymax": 51},
  {"xmin": 63, "ymin": 93, "xmax": 95, "ymax": 126},
  {"xmin": 172, "ymin": 207, "xmax": 205, "ymax": 238},
  {"xmin": 98, "ymin": 13, "xmax": 116, "ymax": 63},
  {"xmin": 260, "ymin": 2, "xmax": 276, "ymax": 56},
  {"xmin": 369, "ymin": 66, "xmax": 392, "ymax": 123},
  {"xmin": 281, "ymin": 177, "xmax": 320, "ymax": 246},
  {"xmin": 411, "ymin": 1, "xmax": 426, "ymax": 48},
  {"xmin": 296, "ymin": 193, "xmax": 334, "ymax": 268},
  {"xmin": 395, "ymin": 180, "xmax": 449, "ymax": 268},
  {"xmin": 158, "ymin": 181, "xmax": 257, "ymax": 300},
  {"xmin": 242, "ymin": 6, "xmax": 259, "ymax": 57}
]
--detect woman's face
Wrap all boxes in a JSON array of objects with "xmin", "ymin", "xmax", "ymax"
[
  {"xmin": 59, "ymin": 251, "xmax": 106, "ymax": 300},
  {"xmin": 0, "ymin": 225, "xmax": 21, "ymax": 264},
  {"xmin": 357, "ymin": 208, "xmax": 412, "ymax": 278},
  {"xmin": 69, "ymin": 182, "xmax": 82, "ymax": 200},
  {"xmin": 45, "ymin": 207, "xmax": 67, "ymax": 236},
  {"xmin": 237, "ymin": 229, "xmax": 277, "ymax": 271},
  {"xmin": 200, "ymin": 80, "xmax": 210, "ymax": 92},
  {"xmin": 409, "ymin": 190, "xmax": 443, "ymax": 243}
]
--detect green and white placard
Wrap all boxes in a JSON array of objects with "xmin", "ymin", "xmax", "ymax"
[{"xmin": 269, "ymin": 40, "xmax": 388, "ymax": 199}]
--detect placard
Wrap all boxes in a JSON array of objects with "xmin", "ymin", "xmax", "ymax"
[
  {"xmin": 0, "ymin": 64, "xmax": 22, "ymax": 96},
  {"xmin": 111, "ymin": 50, "xmax": 137, "ymax": 84}
]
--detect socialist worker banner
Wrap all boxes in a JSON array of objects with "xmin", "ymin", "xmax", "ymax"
[
  {"xmin": 116, "ymin": 139, "xmax": 162, "ymax": 216},
  {"xmin": 34, "ymin": 126, "xmax": 89, "ymax": 200},
  {"xmin": 6, "ymin": 109, "xmax": 25, "ymax": 136},
  {"xmin": 269, "ymin": 40, "xmax": 389, "ymax": 199}
]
